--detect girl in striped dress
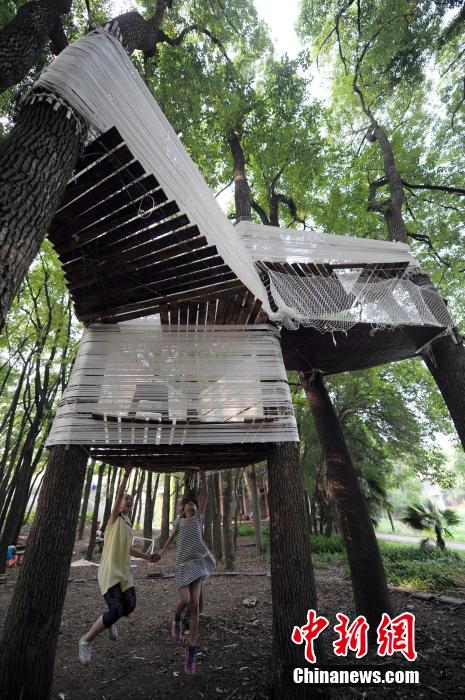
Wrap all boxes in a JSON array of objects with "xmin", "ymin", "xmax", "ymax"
[{"xmin": 158, "ymin": 470, "xmax": 215, "ymax": 673}]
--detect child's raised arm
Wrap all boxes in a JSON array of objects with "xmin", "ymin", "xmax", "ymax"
[
  {"xmin": 199, "ymin": 469, "xmax": 208, "ymax": 513},
  {"xmin": 158, "ymin": 526, "xmax": 178, "ymax": 559},
  {"xmin": 108, "ymin": 465, "xmax": 132, "ymax": 527}
]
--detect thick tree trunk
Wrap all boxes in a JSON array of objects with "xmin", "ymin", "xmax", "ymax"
[
  {"xmin": 0, "ymin": 99, "xmax": 84, "ymax": 330},
  {"xmin": 268, "ymin": 443, "xmax": 324, "ymax": 698},
  {"xmin": 204, "ymin": 473, "xmax": 214, "ymax": 551},
  {"xmin": 244, "ymin": 464, "xmax": 264, "ymax": 554},
  {"xmin": 0, "ymin": 444, "xmax": 87, "ymax": 699},
  {"xmin": 212, "ymin": 471, "xmax": 223, "ymax": 561},
  {"xmin": 159, "ymin": 473, "xmax": 171, "ymax": 548},
  {"xmin": 0, "ymin": 459, "xmax": 36, "ymax": 574},
  {"xmin": 85, "ymin": 462, "xmax": 105, "ymax": 561},
  {"xmin": 422, "ymin": 333, "xmax": 465, "ymax": 450},
  {"xmin": 0, "ymin": 0, "xmax": 72, "ymax": 92},
  {"xmin": 222, "ymin": 470, "xmax": 235, "ymax": 570},
  {"xmin": 77, "ymin": 460, "xmax": 94, "ymax": 539},
  {"xmin": 301, "ymin": 371, "xmax": 392, "ymax": 631},
  {"xmin": 227, "ymin": 131, "xmax": 252, "ymax": 222}
]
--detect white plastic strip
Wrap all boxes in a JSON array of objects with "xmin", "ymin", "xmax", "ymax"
[
  {"xmin": 46, "ymin": 322, "xmax": 298, "ymax": 447},
  {"xmin": 236, "ymin": 221, "xmax": 417, "ymax": 265},
  {"xmin": 34, "ymin": 28, "xmax": 271, "ymax": 315}
]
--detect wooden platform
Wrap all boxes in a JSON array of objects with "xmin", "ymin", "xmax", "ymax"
[
  {"xmin": 49, "ymin": 128, "xmax": 254, "ymax": 324},
  {"xmin": 281, "ymin": 323, "xmax": 441, "ymax": 374},
  {"xmin": 87, "ymin": 443, "xmax": 272, "ymax": 470}
]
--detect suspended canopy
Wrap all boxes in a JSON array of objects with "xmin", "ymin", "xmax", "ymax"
[{"xmin": 46, "ymin": 323, "xmax": 298, "ymax": 470}]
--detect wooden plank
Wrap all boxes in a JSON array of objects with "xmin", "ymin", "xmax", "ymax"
[
  {"xmin": 73, "ymin": 265, "xmax": 236, "ymax": 312},
  {"xmin": 64, "ymin": 229, "xmax": 206, "ymax": 287},
  {"xmin": 71, "ymin": 178, "xmax": 164, "ymax": 234},
  {"xmin": 57, "ymin": 146, "xmax": 136, "ymax": 214},
  {"xmin": 73, "ymin": 127, "xmax": 123, "ymax": 175},
  {"xmin": 56, "ymin": 161, "xmax": 147, "ymax": 222},
  {"xmin": 69, "ymin": 245, "xmax": 222, "ymax": 297},
  {"xmin": 79, "ymin": 279, "xmax": 246, "ymax": 322},
  {"xmin": 52, "ymin": 201, "xmax": 179, "ymax": 262}
]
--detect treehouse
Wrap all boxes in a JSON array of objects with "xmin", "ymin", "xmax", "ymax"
[{"xmin": 41, "ymin": 24, "xmax": 452, "ymax": 469}]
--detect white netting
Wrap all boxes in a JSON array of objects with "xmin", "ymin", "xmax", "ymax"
[
  {"xmin": 237, "ymin": 222, "xmax": 453, "ymax": 333},
  {"xmin": 46, "ymin": 322, "xmax": 298, "ymax": 447}
]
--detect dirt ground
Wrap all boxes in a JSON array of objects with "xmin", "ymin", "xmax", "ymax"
[{"xmin": 1, "ymin": 533, "xmax": 465, "ymax": 699}]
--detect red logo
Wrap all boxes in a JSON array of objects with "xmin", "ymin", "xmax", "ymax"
[
  {"xmin": 291, "ymin": 610, "xmax": 329, "ymax": 663},
  {"xmin": 377, "ymin": 612, "xmax": 417, "ymax": 661},
  {"xmin": 333, "ymin": 613, "xmax": 369, "ymax": 658}
]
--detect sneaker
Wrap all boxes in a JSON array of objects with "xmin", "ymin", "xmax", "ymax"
[
  {"xmin": 106, "ymin": 624, "xmax": 118, "ymax": 641},
  {"xmin": 171, "ymin": 611, "xmax": 182, "ymax": 641},
  {"xmin": 79, "ymin": 637, "xmax": 92, "ymax": 665},
  {"xmin": 184, "ymin": 643, "xmax": 196, "ymax": 674}
]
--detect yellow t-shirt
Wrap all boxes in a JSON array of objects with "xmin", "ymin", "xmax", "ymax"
[{"xmin": 98, "ymin": 513, "xmax": 134, "ymax": 595}]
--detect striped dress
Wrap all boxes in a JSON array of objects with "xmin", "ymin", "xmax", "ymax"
[{"xmin": 174, "ymin": 511, "xmax": 216, "ymax": 589}]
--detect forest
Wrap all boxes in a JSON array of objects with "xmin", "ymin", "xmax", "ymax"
[{"xmin": 1, "ymin": 1, "xmax": 465, "ymax": 699}]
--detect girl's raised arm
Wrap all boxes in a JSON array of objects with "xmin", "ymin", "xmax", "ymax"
[{"xmin": 108, "ymin": 465, "xmax": 132, "ymax": 527}]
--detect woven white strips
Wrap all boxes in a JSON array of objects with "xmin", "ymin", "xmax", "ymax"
[
  {"xmin": 46, "ymin": 322, "xmax": 298, "ymax": 447},
  {"xmin": 236, "ymin": 222, "xmax": 453, "ymax": 333},
  {"xmin": 34, "ymin": 28, "xmax": 271, "ymax": 316},
  {"xmin": 236, "ymin": 221, "xmax": 417, "ymax": 265}
]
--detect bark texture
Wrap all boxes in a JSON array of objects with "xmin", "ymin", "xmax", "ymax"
[
  {"xmin": 268, "ymin": 442, "xmax": 323, "ymax": 698},
  {"xmin": 212, "ymin": 471, "xmax": 223, "ymax": 561},
  {"xmin": 77, "ymin": 461, "xmax": 94, "ymax": 539},
  {"xmin": 222, "ymin": 470, "xmax": 235, "ymax": 570},
  {"xmin": 159, "ymin": 473, "xmax": 171, "ymax": 547},
  {"xmin": 0, "ymin": 99, "xmax": 84, "ymax": 329},
  {"xmin": 0, "ymin": 0, "xmax": 72, "ymax": 92},
  {"xmin": 244, "ymin": 464, "xmax": 264, "ymax": 554},
  {"xmin": 85, "ymin": 461, "xmax": 105, "ymax": 561},
  {"xmin": 301, "ymin": 371, "xmax": 392, "ymax": 632},
  {"xmin": 0, "ymin": 445, "xmax": 87, "ymax": 699}
]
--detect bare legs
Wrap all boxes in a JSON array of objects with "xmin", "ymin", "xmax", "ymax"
[
  {"xmin": 83, "ymin": 615, "xmax": 106, "ymax": 642},
  {"xmin": 175, "ymin": 579, "xmax": 202, "ymax": 645}
]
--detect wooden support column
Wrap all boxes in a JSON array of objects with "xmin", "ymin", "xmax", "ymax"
[
  {"xmin": 268, "ymin": 442, "xmax": 324, "ymax": 698},
  {"xmin": 0, "ymin": 444, "xmax": 88, "ymax": 699}
]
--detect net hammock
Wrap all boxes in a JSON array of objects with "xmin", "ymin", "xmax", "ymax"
[
  {"xmin": 46, "ymin": 322, "xmax": 298, "ymax": 447},
  {"xmin": 236, "ymin": 222, "xmax": 453, "ymax": 334}
]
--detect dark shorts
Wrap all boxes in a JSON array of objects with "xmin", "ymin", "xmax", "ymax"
[{"xmin": 102, "ymin": 583, "xmax": 136, "ymax": 627}]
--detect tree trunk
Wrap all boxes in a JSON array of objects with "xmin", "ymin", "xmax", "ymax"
[
  {"xmin": 244, "ymin": 464, "xmax": 264, "ymax": 554},
  {"xmin": 212, "ymin": 471, "xmax": 223, "ymax": 561},
  {"xmin": 0, "ymin": 444, "xmax": 87, "ymax": 699},
  {"xmin": 300, "ymin": 371, "xmax": 392, "ymax": 632},
  {"xmin": 227, "ymin": 131, "xmax": 252, "ymax": 222},
  {"xmin": 435, "ymin": 525, "xmax": 446, "ymax": 549},
  {"xmin": 222, "ymin": 470, "xmax": 235, "ymax": 570},
  {"xmin": 101, "ymin": 464, "xmax": 113, "ymax": 533},
  {"xmin": 204, "ymin": 473, "xmax": 214, "ymax": 551},
  {"xmin": 85, "ymin": 462, "xmax": 105, "ymax": 561},
  {"xmin": 0, "ymin": 0, "xmax": 72, "ymax": 93},
  {"xmin": 362, "ymin": 112, "xmax": 465, "ymax": 452},
  {"xmin": 133, "ymin": 469, "xmax": 145, "ymax": 528},
  {"xmin": 0, "ymin": 99, "xmax": 84, "ymax": 330},
  {"xmin": 422, "ymin": 334, "xmax": 465, "ymax": 450},
  {"xmin": 159, "ymin": 473, "xmax": 171, "ymax": 548},
  {"xmin": 78, "ymin": 461, "xmax": 94, "ymax": 539},
  {"xmin": 268, "ymin": 442, "xmax": 324, "ymax": 698},
  {"xmin": 102, "ymin": 465, "xmax": 118, "ymax": 531},
  {"xmin": 143, "ymin": 470, "xmax": 159, "ymax": 540}
]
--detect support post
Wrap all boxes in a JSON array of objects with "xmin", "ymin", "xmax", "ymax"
[
  {"xmin": 268, "ymin": 442, "xmax": 324, "ymax": 698},
  {"xmin": 0, "ymin": 444, "xmax": 88, "ymax": 699}
]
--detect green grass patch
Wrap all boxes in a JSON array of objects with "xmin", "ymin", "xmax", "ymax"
[
  {"xmin": 235, "ymin": 522, "xmax": 270, "ymax": 539},
  {"xmin": 380, "ymin": 541, "xmax": 465, "ymax": 591}
]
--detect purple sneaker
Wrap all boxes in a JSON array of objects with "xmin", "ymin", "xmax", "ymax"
[
  {"xmin": 184, "ymin": 643, "xmax": 196, "ymax": 674},
  {"xmin": 171, "ymin": 611, "xmax": 182, "ymax": 641}
]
